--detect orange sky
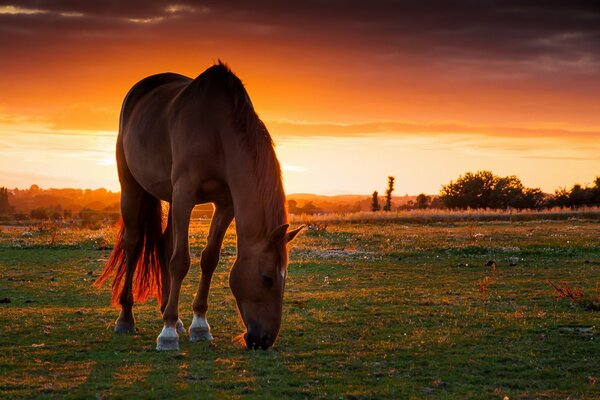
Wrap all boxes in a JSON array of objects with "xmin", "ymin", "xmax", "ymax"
[{"xmin": 1, "ymin": 2, "xmax": 599, "ymax": 195}]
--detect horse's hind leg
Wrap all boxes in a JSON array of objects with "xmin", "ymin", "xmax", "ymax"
[
  {"xmin": 115, "ymin": 187, "xmax": 144, "ymax": 333},
  {"xmin": 190, "ymin": 201, "xmax": 234, "ymax": 341}
]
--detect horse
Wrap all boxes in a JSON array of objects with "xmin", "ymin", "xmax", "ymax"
[{"xmin": 95, "ymin": 61, "xmax": 303, "ymax": 351}]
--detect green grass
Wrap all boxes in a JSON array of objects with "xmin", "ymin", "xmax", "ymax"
[{"xmin": 1, "ymin": 220, "xmax": 599, "ymax": 399}]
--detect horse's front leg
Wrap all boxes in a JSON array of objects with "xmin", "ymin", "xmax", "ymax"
[
  {"xmin": 160, "ymin": 207, "xmax": 186, "ymax": 336},
  {"xmin": 156, "ymin": 188, "xmax": 194, "ymax": 351},
  {"xmin": 190, "ymin": 201, "xmax": 234, "ymax": 342}
]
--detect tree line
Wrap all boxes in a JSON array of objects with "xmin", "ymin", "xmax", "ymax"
[
  {"xmin": 370, "ymin": 171, "xmax": 600, "ymax": 211},
  {"xmin": 1, "ymin": 171, "xmax": 599, "ymax": 221},
  {"xmin": 439, "ymin": 171, "xmax": 600, "ymax": 210}
]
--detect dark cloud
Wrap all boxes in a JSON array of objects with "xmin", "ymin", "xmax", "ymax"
[
  {"xmin": 1, "ymin": 0, "xmax": 599, "ymax": 126},
  {"xmin": 1, "ymin": 1, "xmax": 599, "ymax": 67}
]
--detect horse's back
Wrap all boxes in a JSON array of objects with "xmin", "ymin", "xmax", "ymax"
[
  {"xmin": 120, "ymin": 73, "xmax": 192, "ymax": 200},
  {"xmin": 119, "ymin": 65, "xmax": 240, "ymax": 204},
  {"xmin": 121, "ymin": 73, "xmax": 191, "ymax": 130}
]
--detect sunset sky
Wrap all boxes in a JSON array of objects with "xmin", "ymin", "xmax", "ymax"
[{"xmin": 1, "ymin": 1, "xmax": 599, "ymax": 195}]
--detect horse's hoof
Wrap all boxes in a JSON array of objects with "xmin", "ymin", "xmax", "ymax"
[
  {"xmin": 156, "ymin": 326, "xmax": 179, "ymax": 351},
  {"xmin": 189, "ymin": 328, "xmax": 213, "ymax": 342},
  {"xmin": 176, "ymin": 319, "xmax": 186, "ymax": 335},
  {"xmin": 189, "ymin": 314, "xmax": 213, "ymax": 342},
  {"xmin": 156, "ymin": 337, "xmax": 179, "ymax": 351},
  {"xmin": 114, "ymin": 319, "xmax": 136, "ymax": 334}
]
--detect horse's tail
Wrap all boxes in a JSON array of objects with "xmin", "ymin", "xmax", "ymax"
[{"xmin": 94, "ymin": 192, "xmax": 165, "ymax": 307}]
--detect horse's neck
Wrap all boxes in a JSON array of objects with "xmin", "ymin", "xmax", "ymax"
[
  {"xmin": 224, "ymin": 144, "xmax": 280, "ymax": 248},
  {"xmin": 230, "ymin": 178, "xmax": 265, "ymax": 247}
]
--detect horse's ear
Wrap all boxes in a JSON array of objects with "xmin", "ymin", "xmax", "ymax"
[
  {"xmin": 285, "ymin": 225, "xmax": 305, "ymax": 244},
  {"xmin": 268, "ymin": 224, "xmax": 289, "ymax": 246}
]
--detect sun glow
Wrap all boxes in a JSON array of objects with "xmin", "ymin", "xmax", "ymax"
[{"xmin": 1, "ymin": 111, "xmax": 599, "ymax": 194}]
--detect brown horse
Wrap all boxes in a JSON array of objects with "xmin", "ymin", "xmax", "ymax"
[{"xmin": 95, "ymin": 61, "xmax": 303, "ymax": 350}]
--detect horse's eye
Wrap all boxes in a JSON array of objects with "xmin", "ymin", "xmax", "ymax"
[{"xmin": 262, "ymin": 275, "xmax": 274, "ymax": 288}]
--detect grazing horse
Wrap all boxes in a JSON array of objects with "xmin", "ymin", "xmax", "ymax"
[{"xmin": 95, "ymin": 62, "xmax": 303, "ymax": 350}]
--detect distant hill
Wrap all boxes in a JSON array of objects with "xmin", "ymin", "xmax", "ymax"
[{"xmin": 7, "ymin": 185, "xmax": 120, "ymax": 213}]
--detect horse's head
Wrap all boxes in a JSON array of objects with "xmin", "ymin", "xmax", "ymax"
[{"xmin": 229, "ymin": 224, "xmax": 303, "ymax": 349}]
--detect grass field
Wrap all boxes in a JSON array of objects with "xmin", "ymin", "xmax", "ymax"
[{"xmin": 1, "ymin": 219, "xmax": 599, "ymax": 399}]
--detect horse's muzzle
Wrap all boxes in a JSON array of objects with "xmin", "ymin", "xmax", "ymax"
[{"xmin": 244, "ymin": 331, "xmax": 272, "ymax": 350}]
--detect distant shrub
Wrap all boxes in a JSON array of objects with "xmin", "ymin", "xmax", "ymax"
[
  {"xmin": 371, "ymin": 191, "xmax": 381, "ymax": 212},
  {"xmin": 416, "ymin": 193, "xmax": 430, "ymax": 209},
  {"xmin": 30, "ymin": 207, "xmax": 49, "ymax": 220}
]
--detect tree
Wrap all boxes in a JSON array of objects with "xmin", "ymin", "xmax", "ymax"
[
  {"xmin": 594, "ymin": 177, "xmax": 600, "ymax": 205},
  {"xmin": 439, "ymin": 171, "xmax": 497, "ymax": 209},
  {"xmin": 371, "ymin": 191, "xmax": 381, "ymax": 212},
  {"xmin": 416, "ymin": 193, "xmax": 430, "ymax": 209},
  {"xmin": 0, "ymin": 187, "xmax": 10, "ymax": 215},
  {"xmin": 439, "ymin": 170, "xmax": 544, "ymax": 210},
  {"xmin": 568, "ymin": 184, "xmax": 587, "ymax": 208},
  {"xmin": 548, "ymin": 178, "xmax": 600, "ymax": 208},
  {"xmin": 383, "ymin": 176, "xmax": 395, "ymax": 211},
  {"xmin": 490, "ymin": 175, "xmax": 524, "ymax": 209},
  {"xmin": 287, "ymin": 199, "xmax": 299, "ymax": 214},
  {"xmin": 523, "ymin": 188, "xmax": 547, "ymax": 209},
  {"xmin": 552, "ymin": 187, "xmax": 570, "ymax": 208}
]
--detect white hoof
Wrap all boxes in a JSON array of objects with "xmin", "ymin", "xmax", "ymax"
[
  {"xmin": 176, "ymin": 319, "xmax": 186, "ymax": 335},
  {"xmin": 189, "ymin": 314, "xmax": 213, "ymax": 342},
  {"xmin": 190, "ymin": 329, "xmax": 213, "ymax": 342},
  {"xmin": 156, "ymin": 326, "xmax": 179, "ymax": 351}
]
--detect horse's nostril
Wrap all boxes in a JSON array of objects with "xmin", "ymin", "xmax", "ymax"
[
  {"xmin": 245, "ymin": 331, "xmax": 262, "ymax": 350},
  {"xmin": 245, "ymin": 330, "xmax": 273, "ymax": 350}
]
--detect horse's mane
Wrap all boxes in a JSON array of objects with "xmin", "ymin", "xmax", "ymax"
[{"xmin": 212, "ymin": 61, "xmax": 288, "ymax": 233}]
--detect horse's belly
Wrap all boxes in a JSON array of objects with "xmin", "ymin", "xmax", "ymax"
[{"xmin": 123, "ymin": 131, "xmax": 174, "ymax": 201}]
